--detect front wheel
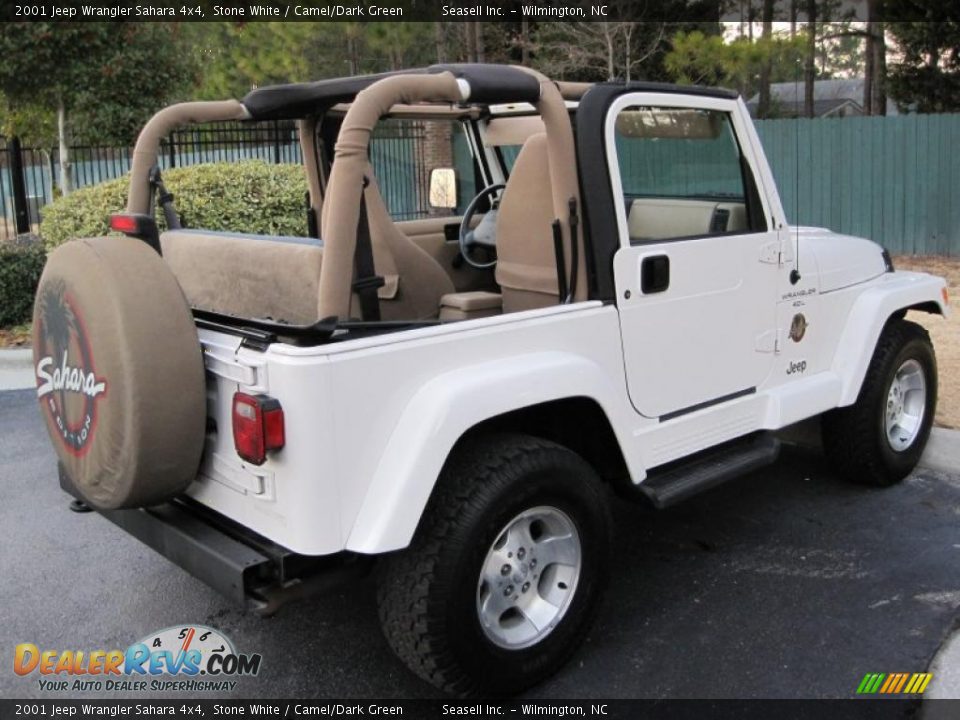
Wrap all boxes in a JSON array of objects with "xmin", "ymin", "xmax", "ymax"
[
  {"xmin": 822, "ymin": 318, "xmax": 937, "ymax": 486},
  {"xmin": 376, "ymin": 434, "xmax": 612, "ymax": 696}
]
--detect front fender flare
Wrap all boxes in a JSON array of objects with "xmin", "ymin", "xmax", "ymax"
[
  {"xmin": 832, "ymin": 271, "xmax": 947, "ymax": 407},
  {"xmin": 344, "ymin": 351, "xmax": 627, "ymax": 553}
]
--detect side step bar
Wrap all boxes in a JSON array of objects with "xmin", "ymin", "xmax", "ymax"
[{"xmin": 640, "ymin": 433, "xmax": 781, "ymax": 509}]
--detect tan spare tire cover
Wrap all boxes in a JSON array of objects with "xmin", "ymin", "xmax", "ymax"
[{"xmin": 32, "ymin": 236, "xmax": 206, "ymax": 509}]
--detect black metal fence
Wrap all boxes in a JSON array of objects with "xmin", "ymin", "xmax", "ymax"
[{"xmin": 1, "ymin": 119, "xmax": 432, "ymax": 240}]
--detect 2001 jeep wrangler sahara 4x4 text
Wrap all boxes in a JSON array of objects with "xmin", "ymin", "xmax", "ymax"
[{"xmin": 34, "ymin": 64, "xmax": 948, "ymax": 696}]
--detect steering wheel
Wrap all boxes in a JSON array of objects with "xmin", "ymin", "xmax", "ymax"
[{"xmin": 458, "ymin": 183, "xmax": 505, "ymax": 270}]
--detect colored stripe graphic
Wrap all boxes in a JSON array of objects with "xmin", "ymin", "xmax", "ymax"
[
  {"xmin": 857, "ymin": 673, "xmax": 932, "ymax": 694},
  {"xmin": 893, "ymin": 673, "xmax": 910, "ymax": 693},
  {"xmin": 856, "ymin": 673, "xmax": 885, "ymax": 694}
]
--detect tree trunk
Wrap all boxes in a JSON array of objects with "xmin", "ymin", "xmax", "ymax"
[
  {"xmin": 804, "ymin": 1, "xmax": 817, "ymax": 118},
  {"xmin": 757, "ymin": 2, "xmax": 774, "ymax": 118},
  {"xmin": 435, "ymin": 22, "xmax": 446, "ymax": 64},
  {"xmin": 873, "ymin": 24, "xmax": 887, "ymax": 115},
  {"xmin": 57, "ymin": 99, "xmax": 72, "ymax": 196},
  {"xmin": 624, "ymin": 26, "xmax": 633, "ymax": 82},
  {"xmin": 465, "ymin": 23, "xmax": 477, "ymax": 63},
  {"xmin": 864, "ymin": 30, "xmax": 875, "ymax": 113},
  {"xmin": 866, "ymin": 18, "xmax": 887, "ymax": 115},
  {"xmin": 520, "ymin": 20, "xmax": 529, "ymax": 65},
  {"xmin": 345, "ymin": 31, "xmax": 359, "ymax": 75},
  {"xmin": 474, "ymin": 22, "xmax": 485, "ymax": 63},
  {"xmin": 604, "ymin": 24, "xmax": 615, "ymax": 81}
]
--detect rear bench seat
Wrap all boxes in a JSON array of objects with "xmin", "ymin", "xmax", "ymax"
[{"xmin": 160, "ymin": 229, "xmax": 324, "ymax": 324}]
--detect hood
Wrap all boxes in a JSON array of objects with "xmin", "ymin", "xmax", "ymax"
[{"xmin": 794, "ymin": 226, "xmax": 888, "ymax": 293}]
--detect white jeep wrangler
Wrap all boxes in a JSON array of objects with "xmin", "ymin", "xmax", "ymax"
[{"xmin": 34, "ymin": 64, "xmax": 948, "ymax": 696}]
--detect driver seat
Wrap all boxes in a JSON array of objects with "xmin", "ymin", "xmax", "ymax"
[{"xmin": 493, "ymin": 133, "xmax": 562, "ymax": 312}]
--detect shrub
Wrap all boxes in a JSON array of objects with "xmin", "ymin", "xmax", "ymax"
[
  {"xmin": 40, "ymin": 161, "xmax": 309, "ymax": 250},
  {"xmin": 0, "ymin": 242, "xmax": 46, "ymax": 327}
]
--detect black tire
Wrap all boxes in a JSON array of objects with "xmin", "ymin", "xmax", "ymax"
[
  {"xmin": 376, "ymin": 433, "xmax": 612, "ymax": 696},
  {"xmin": 822, "ymin": 318, "xmax": 937, "ymax": 487}
]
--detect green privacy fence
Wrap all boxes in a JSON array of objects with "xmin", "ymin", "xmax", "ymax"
[
  {"xmin": 497, "ymin": 113, "xmax": 959, "ymax": 257},
  {"xmin": 755, "ymin": 113, "xmax": 960, "ymax": 257}
]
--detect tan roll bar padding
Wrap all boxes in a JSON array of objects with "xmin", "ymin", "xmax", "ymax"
[
  {"xmin": 318, "ymin": 72, "xmax": 463, "ymax": 320},
  {"xmin": 126, "ymin": 101, "xmax": 249, "ymax": 215},
  {"xmin": 557, "ymin": 81, "xmax": 592, "ymax": 100},
  {"xmin": 513, "ymin": 67, "xmax": 587, "ymax": 302}
]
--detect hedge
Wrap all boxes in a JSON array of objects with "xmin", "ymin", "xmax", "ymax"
[
  {"xmin": 0, "ymin": 243, "xmax": 46, "ymax": 327},
  {"xmin": 40, "ymin": 160, "xmax": 309, "ymax": 250}
]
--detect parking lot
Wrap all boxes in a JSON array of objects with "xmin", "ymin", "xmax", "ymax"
[{"xmin": 2, "ymin": 386, "xmax": 959, "ymax": 700}]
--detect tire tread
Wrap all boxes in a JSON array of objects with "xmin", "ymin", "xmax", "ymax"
[
  {"xmin": 822, "ymin": 318, "xmax": 935, "ymax": 486},
  {"xmin": 376, "ymin": 434, "xmax": 604, "ymax": 695}
]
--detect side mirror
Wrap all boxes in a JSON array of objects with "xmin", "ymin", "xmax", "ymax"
[{"xmin": 428, "ymin": 167, "xmax": 457, "ymax": 209}]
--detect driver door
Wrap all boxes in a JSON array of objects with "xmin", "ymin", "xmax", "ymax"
[{"xmin": 609, "ymin": 95, "xmax": 782, "ymax": 419}]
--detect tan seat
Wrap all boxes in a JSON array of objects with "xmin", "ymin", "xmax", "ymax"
[
  {"xmin": 161, "ymin": 230, "xmax": 324, "ymax": 324},
  {"xmin": 359, "ymin": 170, "xmax": 454, "ymax": 321},
  {"xmin": 159, "ymin": 168, "xmax": 454, "ymax": 324},
  {"xmin": 494, "ymin": 133, "xmax": 562, "ymax": 313}
]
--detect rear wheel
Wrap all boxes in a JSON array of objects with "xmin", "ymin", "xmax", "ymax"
[
  {"xmin": 376, "ymin": 434, "xmax": 611, "ymax": 696},
  {"xmin": 822, "ymin": 318, "xmax": 937, "ymax": 486}
]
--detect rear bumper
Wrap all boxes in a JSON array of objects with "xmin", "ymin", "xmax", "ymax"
[{"xmin": 59, "ymin": 466, "xmax": 369, "ymax": 613}]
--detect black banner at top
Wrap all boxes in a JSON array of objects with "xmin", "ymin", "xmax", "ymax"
[{"xmin": 0, "ymin": 0, "xmax": 936, "ymax": 23}]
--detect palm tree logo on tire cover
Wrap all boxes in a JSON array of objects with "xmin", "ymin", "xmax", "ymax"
[{"xmin": 34, "ymin": 280, "xmax": 107, "ymax": 456}]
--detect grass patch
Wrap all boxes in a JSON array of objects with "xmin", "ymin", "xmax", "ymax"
[{"xmin": 0, "ymin": 322, "xmax": 31, "ymax": 349}]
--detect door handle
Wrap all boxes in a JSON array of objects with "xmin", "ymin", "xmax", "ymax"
[{"xmin": 640, "ymin": 254, "xmax": 670, "ymax": 294}]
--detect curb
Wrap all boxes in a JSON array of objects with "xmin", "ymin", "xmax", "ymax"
[
  {"xmin": 920, "ymin": 427, "xmax": 960, "ymax": 475},
  {"xmin": 0, "ymin": 348, "xmax": 32, "ymax": 369},
  {"xmin": 924, "ymin": 627, "xmax": 960, "ymax": 703},
  {"xmin": 0, "ymin": 348, "xmax": 34, "ymax": 392}
]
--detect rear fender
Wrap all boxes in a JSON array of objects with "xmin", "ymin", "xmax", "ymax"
[{"xmin": 344, "ymin": 351, "xmax": 629, "ymax": 553}]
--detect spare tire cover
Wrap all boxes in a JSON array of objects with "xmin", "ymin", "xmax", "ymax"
[{"xmin": 32, "ymin": 236, "xmax": 206, "ymax": 509}]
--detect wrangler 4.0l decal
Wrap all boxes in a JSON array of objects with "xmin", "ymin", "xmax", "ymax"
[{"xmin": 34, "ymin": 282, "xmax": 107, "ymax": 456}]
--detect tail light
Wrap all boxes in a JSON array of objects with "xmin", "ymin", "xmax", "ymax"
[
  {"xmin": 109, "ymin": 213, "xmax": 161, "ymax": 254},
  {"xmin": 232, "ymin": 392, "xmax": 285, "ymax": 466}
]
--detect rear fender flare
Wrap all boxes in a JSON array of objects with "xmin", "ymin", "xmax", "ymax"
[{"xmin": 344, "ymin": 351, "xmax": 629, "ymax": 553}]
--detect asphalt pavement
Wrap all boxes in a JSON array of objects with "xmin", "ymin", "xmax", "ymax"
[{"xmin": 2, "ymin": 387, "xmax": 960, "ymax": 701}]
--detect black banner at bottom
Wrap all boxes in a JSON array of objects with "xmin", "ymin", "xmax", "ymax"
[{"xmin": 2, "ymin": 699, "xmax": 957, "ymax": 720}]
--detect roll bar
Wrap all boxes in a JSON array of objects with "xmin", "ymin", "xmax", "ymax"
[{"xmin": 126, "ymin": 101, "xmax": 249, "ymax": 215}]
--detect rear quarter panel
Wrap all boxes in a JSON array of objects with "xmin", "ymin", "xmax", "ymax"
[{"xmin": 196, "ymin": 304, "xmax": 637, "ymax": 555}]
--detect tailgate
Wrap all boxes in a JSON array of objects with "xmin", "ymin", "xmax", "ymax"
[{"xmin": 184, "ymin": 326, "xmax": 342, "ymax": 556}]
